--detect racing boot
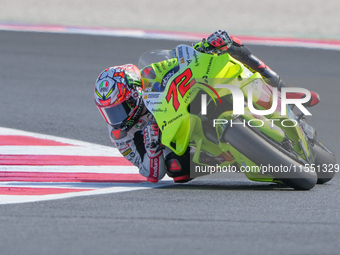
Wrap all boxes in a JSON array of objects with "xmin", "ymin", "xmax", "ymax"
[{"xmin": 164, "ymin": 148, "xmax": 192, "ymax": 183}]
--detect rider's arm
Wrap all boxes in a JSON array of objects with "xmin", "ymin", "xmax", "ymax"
[
  {"xmin": 226, "ymin": 37, "xmax": 290, "ymax": 90},
  {"xmin": 193, "ymin": 30, "xmax": 290, "ymax": 90},
  {"xmin": 107, "ymin": 118, "xmax": 166, "ymax": 183}
]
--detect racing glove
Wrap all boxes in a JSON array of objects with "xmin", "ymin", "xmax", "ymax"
[
  {"xmin": 193, "ymin": 30, "xmax": 233, "ymax": 55},
  {"xmin": 207, "ymin": 30, "xmax": 233, "ymax": 49},
  {"xmin": 141, "ymin": 118, "xmax": 166, "ymax": 182}
]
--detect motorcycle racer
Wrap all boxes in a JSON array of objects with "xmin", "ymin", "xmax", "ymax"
[
  {"xmin": 94, "ymin": 64, "xmax": 192, "ymax": 183},
  {"xmin": 94, "ymin": 30, "xmax": 320, "ymax": 183}
]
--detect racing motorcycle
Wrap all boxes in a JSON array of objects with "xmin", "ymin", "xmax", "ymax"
[{"xmin": 138, "ymin": 44, "xmax": 337, "ymax": 190}]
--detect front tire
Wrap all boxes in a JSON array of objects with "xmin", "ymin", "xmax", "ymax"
[
  {"xmin": 313, "ymin": 143, "xmax": 337, "ymax": 184},
  {"xmin": 222, "ymin": 121, "xmax": 317, "ymax": 190}
]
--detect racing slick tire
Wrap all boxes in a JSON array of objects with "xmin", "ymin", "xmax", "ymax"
[{"xmin": 222, "ymin": 120, "xmax": 317, "ymax": 190}]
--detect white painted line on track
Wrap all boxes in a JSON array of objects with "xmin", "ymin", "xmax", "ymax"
[
  {"xmin": 0, "ymin": 181, "xmax": 172, "ymax": 205},
  {"xmin": 0, "ymin": 165, "xmax": 139, "ymax": 173},
  {"xmin": 0, "ymin": 127, "xmax": 118, "ymax": 150},
  {"xmin": 0, "ymin": 127, "xmax": 174, "ymax": 204},
  {"xmin": 0, "ymin": 145, "xmax": 123, "ymax": 156},
  {"xmin": 1, "ymin": 23, "xmax": 340, "ymax": 51}
]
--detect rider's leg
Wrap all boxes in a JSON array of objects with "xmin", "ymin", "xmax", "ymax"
[{"xmin": 164, "ymin": 147, "xmax": 192, "ymax": 183}]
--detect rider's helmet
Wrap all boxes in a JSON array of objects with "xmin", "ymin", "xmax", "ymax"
[{"xmin": 94, "ymin": 64, "xmax": 144, "ymax": 131}]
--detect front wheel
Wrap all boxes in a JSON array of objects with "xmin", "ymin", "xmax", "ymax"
[
  {"xmin": 313, "ymin": 143, "xmax": 337, "ymax": 184},
  {"xmin": 222, "ymin": 121, "xmax": 317, "ymax": 190}
]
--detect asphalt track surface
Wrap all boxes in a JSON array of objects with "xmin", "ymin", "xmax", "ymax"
[{"xmin": 1, "ymin": 31, "xmax": 340, "ymax": 255}]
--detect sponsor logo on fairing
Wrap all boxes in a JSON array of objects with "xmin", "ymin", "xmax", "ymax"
[
  {"xmin": 154, "ymin": 64, "xmax": 162, "ymax": 73},
  {"xmin": 160, "ymin": 62, "xmax": 167, "ymax": 70},
  {"xmin": 178, "ymin": 47, "xmax": 183, "ymax": 59},
  {"xmin": 162, "ymin": 66, "xmax": 179, "ymax": 87},
  {"xmin": 152, "ymin": 108, "xmax": 168, "ymax": 113},
  {"xmin": 185, "ymin": 47, "xmax": 192, "ymax": 65},
  {"xmin": 193, "ymin": 51, "xmax": 199, "ymax": 67},
  {"xmin": 167, "ymin": 114, "xmax": 183, "ymax": 124},
  {"xmin": 205, "ymin": 57, "xmax": 213, "ymax": 75},
  {"xmin": 172, "ymin": 49, "xmax": 177, "ymax": 58},
  {"xmin": 144, "ymin": 93, "xmax": 161, "ymax": 99},
  {"xmin": 145, "ymin": 100, "xmax": 162, "ymax": 106}
]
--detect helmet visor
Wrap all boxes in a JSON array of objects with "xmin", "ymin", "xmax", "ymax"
[{"xmin": 98, "ymin": 98, "xmax": 135, "ymax": 126}]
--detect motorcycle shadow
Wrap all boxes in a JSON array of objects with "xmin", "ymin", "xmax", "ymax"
[
  {"xmin": 160, "ymin": 182, "xmax": 293, "ymax": 191},
  {"xmin": 162, "ymin": 173, "xmax": 294, "ymax": 191}
]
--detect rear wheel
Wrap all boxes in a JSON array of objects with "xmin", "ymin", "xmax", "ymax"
[
  {"xmin": 313, "ymin": 143, "xmax": 337, "ymax": 184},
  {"xmin": 222, "ymin": 120, "xmax": 317, "ymax": 190}
]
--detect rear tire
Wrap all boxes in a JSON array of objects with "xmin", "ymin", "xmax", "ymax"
[
  {"xmin": 313, "ymin": 143, "xmax": 337, "ymax": 184},
  {"xmin": 222, "ymin": 121, "xmax": 317, "ymax": 190}
]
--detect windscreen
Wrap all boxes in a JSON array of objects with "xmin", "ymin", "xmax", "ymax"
[{"xmin": 138, "ymin": 49, "xmax": 174, "ymax": 69}]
